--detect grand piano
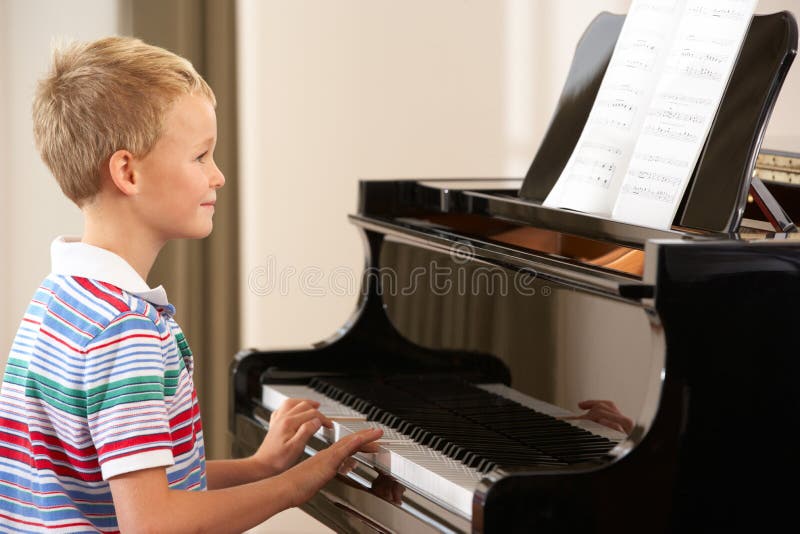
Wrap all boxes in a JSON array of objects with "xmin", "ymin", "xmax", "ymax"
[{"xmin": 230, "ymin": 10, "xmax": 800, "ymax": 533}]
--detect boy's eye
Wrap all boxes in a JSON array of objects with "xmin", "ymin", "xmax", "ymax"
[{"xmin": 196, "ymin": 151, "xmax": 208, "ymax": 162}]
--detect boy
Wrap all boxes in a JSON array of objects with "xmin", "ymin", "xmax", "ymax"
[{"xmin": 0, "ymin": 36, "xmax": 381, "ymax": 532}]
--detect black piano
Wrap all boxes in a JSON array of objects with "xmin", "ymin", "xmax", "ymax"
[{"xmin": 230, "ymin": 11, "xmax": 800, "ymax": 533}]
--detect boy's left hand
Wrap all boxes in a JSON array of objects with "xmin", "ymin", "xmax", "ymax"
[{"xmin": 253, "ymin": 398, "xmax": 333, "ymax": 476}]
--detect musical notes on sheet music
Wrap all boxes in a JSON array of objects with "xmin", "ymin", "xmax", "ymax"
[
  {"xmin": 648, "ymin": 107, "xmax": 704, "ymax": 125},
  {"xmin": 590, "ymin": 116, "xmax": 634, "ymax": 131},
  {"xmin": 620, "ymin": 39, "xmax": 658, "ymax": 54},
  {"xmin": 573, "ymin": 157, "xmax": 617, "ymax": 188},
  {"xmin": 566, "ymin": 143, "xmax": 625, "ymax": 190},
  {"xmin": 681, "ymin": 65, "xmax": 723, "ymax": 81},
  {"xmin": 631, "ymin": 0, "xmax": 680, "ymax": 17},
  {"xmin": 641, "ymin": 123, "xmax": 699, "ymax": 143},
  {"xmin": 619, "ymin": 183, "xmax": 677, "ymax": 203},
  {"xmin": 631, "ymin": 152, "xmax": 690, "ymax": 169},
  {"xmin": 658, "ymin": 92, "xmax": 712, "ymax": 106},
  {"xmin": 687, "ymin": 3, "xmax": 753, "ymax": 22},
  {"xmin": 627, "ymin": 168, "xmax": 682, "ymax": 186},
  {"xmin": 616, "ymin": 34, "xmax": 661, "ymax": 72},
  {"xmin": 624, "ymin": 58, "xmax": 656, "ymax": 72},
  {"xmin": 678, "ymin": 47, "xmax": 727, "ymax": 65},
  {"xmin": 607, "ymin": 83, "xmax": 644, "ymax": 98},
  {"xmin": 583, "ymin": 142, "xmax": 623, "ymax": 157},
  {"xmin": 544, "ymin": 0, "xmax": 757, "ymax": 230}
]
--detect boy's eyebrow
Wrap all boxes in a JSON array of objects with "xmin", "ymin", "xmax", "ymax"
[{"xmin": 193, "ymin": 136, "xmax": 216, "ymax": 148}]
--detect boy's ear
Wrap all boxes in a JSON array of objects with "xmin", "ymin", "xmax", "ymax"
[{"xmin": 107, "ymin": 149, "xmax": 139, "ymax": 196}]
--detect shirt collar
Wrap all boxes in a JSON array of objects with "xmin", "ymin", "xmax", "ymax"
[{"xmin": 50, "ymin": 236, "xmax": 170, "ymax": 307}]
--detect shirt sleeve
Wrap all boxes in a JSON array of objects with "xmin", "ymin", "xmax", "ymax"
[{"xmin": 84, "ymin": 312, "xmax": 175, "ymax": 480}]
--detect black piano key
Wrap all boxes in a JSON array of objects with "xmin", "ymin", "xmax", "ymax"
[{"xmin": 311, "ymin": 376, "xmax": 613, "ymax": 470}]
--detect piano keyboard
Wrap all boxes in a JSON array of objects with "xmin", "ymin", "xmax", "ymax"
[
  {"xmin": 261, "ymin": 377, "xmax": 624, "ymax": 518},
  {"xmin": 261, "ymin": 383, "xmax": 481, "ymax": 516}
]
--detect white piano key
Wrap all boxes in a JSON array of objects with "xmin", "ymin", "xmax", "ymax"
[{"xmin": 261, "ymin": 384, "xmax": 367, "ymax": 419}]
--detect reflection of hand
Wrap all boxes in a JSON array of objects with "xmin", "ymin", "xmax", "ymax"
[
  {"xmin": 563, "ymin": 400, "xmax": 633, "ymax": 434},
  {"xmin": 253, "ymin": 398, "xmax": 334, "ymax": 476},
  {"xmin": 371, "ymin": 474, "xmax": 405, "ymax": 504}
]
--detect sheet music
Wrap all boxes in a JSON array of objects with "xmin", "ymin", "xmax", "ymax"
[
  {"xmin": 544, "ymin": 0, "xmax": 684, "ymax": 214},
  {"xmin": 544, "ymin": 0, "xmax": 757, "ymax": 230},
  {"xmin": 612, "ymin": 0, "xmax": 756, "ymax": 228}
]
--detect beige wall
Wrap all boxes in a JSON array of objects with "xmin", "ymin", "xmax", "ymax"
[
  {"xmin": 0, "ymin": 0, "xmax": 120, "ymax": 372},
  {"xmin": 0, "ymin": 0, "xmax": 8, "ymax": 368},
  {"xmin": 759, "ymin": 0, "xmax": 800, "ymax": 150},
  {"xmin": 237, "ymin": 0, "xmax": 633, "ymax": 351}
]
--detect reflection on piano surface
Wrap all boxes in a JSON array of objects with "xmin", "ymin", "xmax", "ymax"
[{"xmin": 231, "ymin": 10, "xmax": 800, "ymax": 534}]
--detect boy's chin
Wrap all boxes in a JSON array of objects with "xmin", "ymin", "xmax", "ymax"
[
  {"xmin": 196, "ymin": 225, "xmax": 214, "ymax": 239},
  {"xmin": 175, "ymin": 223, "xmax": 214, "ymax": 240}
]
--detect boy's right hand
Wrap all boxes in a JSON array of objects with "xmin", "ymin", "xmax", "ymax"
[
  {"xmin": 253, "ymin": 398, "xmax": 334, "ymax": 476},
  {"xmin": 282, "ymin": 427, "xmax": 383, "ymax": 507}
]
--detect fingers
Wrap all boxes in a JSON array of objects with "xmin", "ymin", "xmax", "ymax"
[
  {"xmin": 327, "ymin": 428, "xmax": 383, "ymax": 464},
  {"xmin": 584, "ymin": 401, "xmax": 633, "ymax": 434},
  {"xmin": 598, "ymin": 411, "xmax": 633, "ymax": 434},
  {"xmin": 274, "ymin": 398, "xmax": 329, "ymax": 422},
  {"xmin": 285, "ymin": 418, "xmax": 323, "ymax": 450},
  {"xmin": 567, "ymin": 401, "xmax": 634, "ymax": 434},
  {"xmin": 283, "ymin": 407, "xmax": 333, "ymax": 432},
  {"xmin": 577, "ymin": 399, "xmax": 617, "ymax": 411},
  {"xmin": 284, "ymin": 401, "xmax": 333, "ymax": 428},
  {"xmin": 358, "ymin": 442, "xmax": 381, "ymax": 454},
  {"xmin": 597, "ymin": 418, "xmax": 625, "ymax": 433},
  {"xmin": 283, "ymin": 427, "xmax": 384, "ymax": 506},
  {"xmin": 270, "ymin": 401, "xmax": 333, "ymax": 441},
  {"xmin": 272, "ymin": 398, "xmax": 319, "ymax": 418}
]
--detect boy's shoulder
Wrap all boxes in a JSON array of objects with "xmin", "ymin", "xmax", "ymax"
[{"xmin": 34, "ymin": 273, "xmax": 167, "ymax": 347}]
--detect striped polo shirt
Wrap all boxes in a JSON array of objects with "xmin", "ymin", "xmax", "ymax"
[{"xmin": 0, "ymin": 237, "xmax": 206, "ymax": 532}]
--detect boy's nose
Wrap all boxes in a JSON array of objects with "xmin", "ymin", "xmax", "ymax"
[{"xmin": 211, "ymin": 164, "xmax": 225, "ymax": 189}]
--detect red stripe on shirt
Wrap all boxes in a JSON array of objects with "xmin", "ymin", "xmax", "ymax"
[{"xmin": 73, "ymin": 277, "xmax": 129, "ymax": 313}]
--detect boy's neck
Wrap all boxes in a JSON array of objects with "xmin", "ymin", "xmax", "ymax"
[{"xmin": 81, "ymin": 209, "xmax": 164, "ymax": 284}]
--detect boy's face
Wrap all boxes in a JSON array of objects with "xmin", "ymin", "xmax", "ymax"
[{"xmin": 133, "ymin": 93, "xmax": 224, "ymax": 242}]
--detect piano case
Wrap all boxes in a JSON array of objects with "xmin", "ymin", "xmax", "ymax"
[{"xmin": 231, "ymin": 11, "xmax": 800, "ymax": 534}]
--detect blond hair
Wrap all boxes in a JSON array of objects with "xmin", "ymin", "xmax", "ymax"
[{"xmin": 32, "ymin": 36, "xmax": 216, "ymax": 206}]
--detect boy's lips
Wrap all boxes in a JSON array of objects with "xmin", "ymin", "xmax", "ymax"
[{"xmin": 201, "ymin": 200, "xmax": 216, "ymax": 207}]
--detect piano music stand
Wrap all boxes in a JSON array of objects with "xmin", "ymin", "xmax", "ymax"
[{"xmin": 519, "ymin": 11, "xmax": 798, "ymax": 235}]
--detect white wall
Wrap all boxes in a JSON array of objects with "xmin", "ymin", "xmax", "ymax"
[{"xmin": 0, "ymin": 0, "xmax": 120, "ymax": 370}]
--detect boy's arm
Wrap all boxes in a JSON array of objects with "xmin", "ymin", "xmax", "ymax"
[
  {"xmin": 206, "ymin": 397, "xmax": 334, "ymax": 489},
  {"xmin": 109, "ymin": 428, "xmax": 381, "ymax": 534}
]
